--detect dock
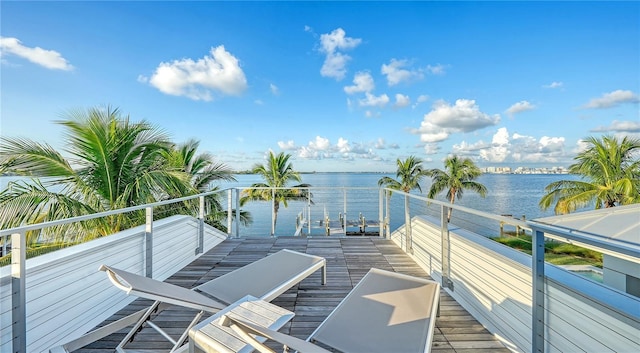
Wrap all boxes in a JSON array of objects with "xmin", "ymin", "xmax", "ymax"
[{"xmin": 296, "ymin": 212, "xmax": 382, "ymax": 236}]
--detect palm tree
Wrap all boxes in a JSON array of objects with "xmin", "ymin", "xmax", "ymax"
[
  {"xmin": 162, "ymin": 139, "xmax": 253, "ymax": 230},
  {"xmin": 240, "ymin": 151, "xmax": 311, "ymax": 235},
  {"xmin": 426, "ymin": 155, "xmax": 487, "ymax": 221},
  {"xmin": 378, "ymin": 156, "xmax": 427, "ymax": 252},
  {"xmin": 165, "ymin": 139, "xmax": 236, "ymax": 192},
  {"xmin": 0, "ymin": 106, "xmax": 191, "ymax": 242},
  {"xmin": 540, "ymin": 135, "xmax": 640, "ymax": 214}
]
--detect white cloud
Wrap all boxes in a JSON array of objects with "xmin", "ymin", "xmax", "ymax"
[
  {"xmin": 412, "ymin": 94, "xmax": 429, "ymax": 109},
  {"xmin": 277, "ymin": 140, "xmax": 297, "ymax": 150},
  {"xmin": 279, "ymin": 136, "xmax": 390, "ymax": 161},
  {"xmin": 144, "ymin": 45, "xmax": 247, "ymax": 101},
  {"xmin": 424, "ymin": 143, "xmax": 440, "ymax": 155},
  {"xmin": 319, "ymin": 28, "xmax": 361, "ymax": 80},
  {"xmin": 414, "ymin": 99, "xmax": 500, "ymax": 142},
  {"xmin": 344, "ymin": 72, "xmax": 375, "ymax": 94},
  {"xmin": 359, "ymin": 92, "xmax": 390, "ymax": 107},
  {"xmin": 426, "ymin": 64, "xmax": 446, "ymax": 75},
  {"xmin": 337, "ymin": 137, "xmax": 350, "ymax": 153},
  {"xmin": 479, "ymin": 128, "xmax": 509, "ymax": 162},
  {"xmin": 591, "ymin": 120, "xmax": 640, "ymax": 133},
  {"xmin": 0, "ymin": 36, "xmax": 73, "ymax": 70},
  {"xmin": 583, "ymin": 90, "xmax": 639, "ymax": 109},
  {"xmin": 381, "ymin": 59, "xmax": 424, "ymax": 86},
  {"xmin": 510, "ymin": 133, "xmax": 566, "ymax": 163},
  {"xmin": 309, "ymin": 136, "xmax": 331, "ymax": 151},
  {"xmin": 452, "ymin": 128, "xmax": 568, "ymax": 164},
  {"xmin": 543, "ymin": 81, "xmax": 563, "ymax": 89},
  {"xmin": 505, "ymin": 100, "xmax": 536, "ymax": 116},
  {"xmin": 254, "ymin": 99, "xmax": 264, "ymax": 105},
  {"xmin": 394, "ymin": 94, "xmax": 410, "ymax": 108},
  {"xmin": 270, "ymin": 83, "xmax": 279, "ymax": 95}
]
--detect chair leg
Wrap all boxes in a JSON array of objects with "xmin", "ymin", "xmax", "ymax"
[
  {"xmin": 116, "ymin": 300, "xmax": 161, "ymax": 352},
  {"xmin": 171, "ymin": 310, "xmax": 205, "ymax": 352}
]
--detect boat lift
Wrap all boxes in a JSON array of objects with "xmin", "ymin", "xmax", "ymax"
[{"xmin": 295, "ymin": 209, "xmax": 380, "ymax": 236}]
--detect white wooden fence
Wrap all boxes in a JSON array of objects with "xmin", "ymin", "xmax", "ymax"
[
  {"xmin": 0, "ymin": 215, "xmax": 227, "ymax": 353},
  {"xmin": 392, "ymin": 215, "xmax": 640, "ymax": 353}
]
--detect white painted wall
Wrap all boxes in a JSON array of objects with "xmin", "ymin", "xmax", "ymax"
[
  {"xmin": 391, "ymin": 215, "xmax": 640, "ymax": 353},
  {"xmin": 0, "ymin": 215, "xmax": 227, "ymax": 353},
  {"xmin": 603, "ymin": 254, "xmax": 640, "ymax": 294}
]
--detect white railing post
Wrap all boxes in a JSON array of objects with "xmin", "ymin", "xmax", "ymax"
[
  {"xmin": 307, "ymin": 189, "xmax": 311, "ymax": 235},
  {"xmin": 145, "ymin": 207, "xmax": 153, "ymax": 278},
  {"xmin": 11, "ymin": 231, "xmax": 26, "ymax": 353},
  {"xmin": 234, "ymin": 188, "xmax": 240, "ymax": 238},
  {"xmin": 404, "ymin": 195, "xmax": 412, "ymax": 253},
  {"xmin": 385, "ymin": 190, "xmax": 390, "ymax": 238},
  {"xmin": 343, "ymin": 188, "xmax": 347, "ymax": 231},
  {"xmin": 227, "ymin": 189, "xmax": 233, "ymax": 236},
  {"xmin": 378, "ymin": 188, "xmax": 384, "ymax": 237},
  {"xmin": 2, "ymin": 234, "xmax": 7, "ymax": 257},
  {"xmin": 532, "ymin": 227, "xmax": 546, "ymax": 352},
  {"xmin": 441, "ymin": 205, "xmax": 453, "ymax": 290},
  {"xmin": 197, "ymin": 195, "xmax": 204, "ymax": 254}
]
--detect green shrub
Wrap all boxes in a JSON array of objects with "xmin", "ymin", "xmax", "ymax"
[{"xmin": 491, "ymin": 235, "xmax": 602, "ymax": 267}]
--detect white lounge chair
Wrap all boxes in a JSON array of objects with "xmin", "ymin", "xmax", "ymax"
[
  {"xmin": 100, "ymin": 249, "xmax": 326, "ymax": 353},
  {"xmin": 189, "ymin": 268, "xmax": 441, "ymax": 353}
]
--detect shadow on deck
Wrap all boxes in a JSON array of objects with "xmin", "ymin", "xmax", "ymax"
[{"xmin": 77, "ymin": 237, "xmax": 509, "ymax": 352}]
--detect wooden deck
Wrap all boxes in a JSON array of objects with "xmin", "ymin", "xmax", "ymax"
[{"xmin": 77, "ymin": 237, "xmax": 510, "ymax": 352}]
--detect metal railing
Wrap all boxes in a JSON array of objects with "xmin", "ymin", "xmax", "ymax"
[
  {"xmin": 2, "ymin": 186, "xmax": 638, "ymax": 352},
  {"xmin": 383, "ymin": 189, "xmax": 640, "ymax": 353}
]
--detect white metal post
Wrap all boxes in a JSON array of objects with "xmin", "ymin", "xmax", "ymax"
[
  {"xmin": 385, "ymin": 190, "xmax": 391, "ymax": 238},
  {"xmin": 307, "ymin": 190, "xmax": 311, "ymax": 235},
  {"xmin": 145, "ymin": 207, "xmax": 153, "ymax": 278},
  {"xmin": 2, "ymin": 235, "xmax": 7, "ymax": 257},
  {"xmin": 343, "ymin": 188, "xmax": 347, "ymax": 231},
  {"xmin": 532, "ymin": 228, "xmax": 546, "ymax": 352},
  {"xmin": 404, "ymin": 195, "xmax": 412, "ymax": 253},
  {"xmin": 378, "ymin": 188, "xmax": 384, "ymax": 237},
  {"xmin": 227, "ymin": 189, "xmax": 233, "ymax": 236},
  {"xmin": 235, "ymin": 188, "xmax": 240, "ymax": 238},
  {"xmin": 441, "ymin": 205, "xmax": 453, "ymax": 290},
  {"xmin": 11, "ymin": 232, "xmax": 26, "ymax": 353},
  {"xmin": 197, "ymin": 196, "xmax": 204, "ymax": 254}
]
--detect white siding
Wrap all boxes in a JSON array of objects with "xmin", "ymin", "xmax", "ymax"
[
  {"xmin": 0, "ymin": 215, "xmax": 227, "ymax": 353},
  {"xmin": 391, "ymin": 215, "xmax": 640, "ymax": 353}
]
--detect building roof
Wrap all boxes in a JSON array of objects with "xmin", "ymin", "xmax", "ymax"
[{"xmin": 534, "ymin": 203, "xmax": 640, "ymax": 246}]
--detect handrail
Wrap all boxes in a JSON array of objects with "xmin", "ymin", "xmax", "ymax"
[
  {"xmin": 381, "ymin": 187, "xmax": 640, "ymax": 261},
  {"xmin": 0, "ymin": 189, "xmax": 226, "ymax": 236}
]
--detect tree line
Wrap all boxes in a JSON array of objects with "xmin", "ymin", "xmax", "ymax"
[{"xmin": 1, "ymin": 106, "xmax": 638, "ymax": 244}]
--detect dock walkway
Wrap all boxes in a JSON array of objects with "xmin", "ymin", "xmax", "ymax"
[{"xmin": 77, "ymin": 237, "xmax": 509, "ymax": 352}]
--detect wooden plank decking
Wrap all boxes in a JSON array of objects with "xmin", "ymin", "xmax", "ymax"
[{"xmin": 76, "ymin": 237, "xmax": 510, "ymax": 352}]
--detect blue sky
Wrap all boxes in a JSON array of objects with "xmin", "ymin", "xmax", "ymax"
[{"xmin": 1, "ymin": 1, "xmax": 639, "ymax": 172}]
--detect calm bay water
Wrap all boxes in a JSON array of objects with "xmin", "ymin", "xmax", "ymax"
[
  {"xmin": 217, "ymin": 173, "xmax": 582, "ymax": 236},
  {"xmin": 220, "ymin": 172, "xmax": 581, "ymax": 218},
  {"xmin": 1, "ymin": 173, "xmax": 581, "ymax": 236}
]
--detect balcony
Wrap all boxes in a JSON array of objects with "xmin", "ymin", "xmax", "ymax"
[{"xmin": 1, "ymin": 187, "xmax": 639, "ymax": 352}]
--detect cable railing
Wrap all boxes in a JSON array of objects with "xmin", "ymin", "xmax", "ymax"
[{"xmin": 1, "ymin": 187, "xmax": 638, "ymax": 352}]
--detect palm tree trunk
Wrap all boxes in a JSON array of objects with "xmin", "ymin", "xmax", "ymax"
[
  {"xmin": 272, "ymin": 201, "xmax": 280, "ymax": 236},
  {"xmin": 448, "ymin": 189, "xmax": 456, "ymax": 222}
]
